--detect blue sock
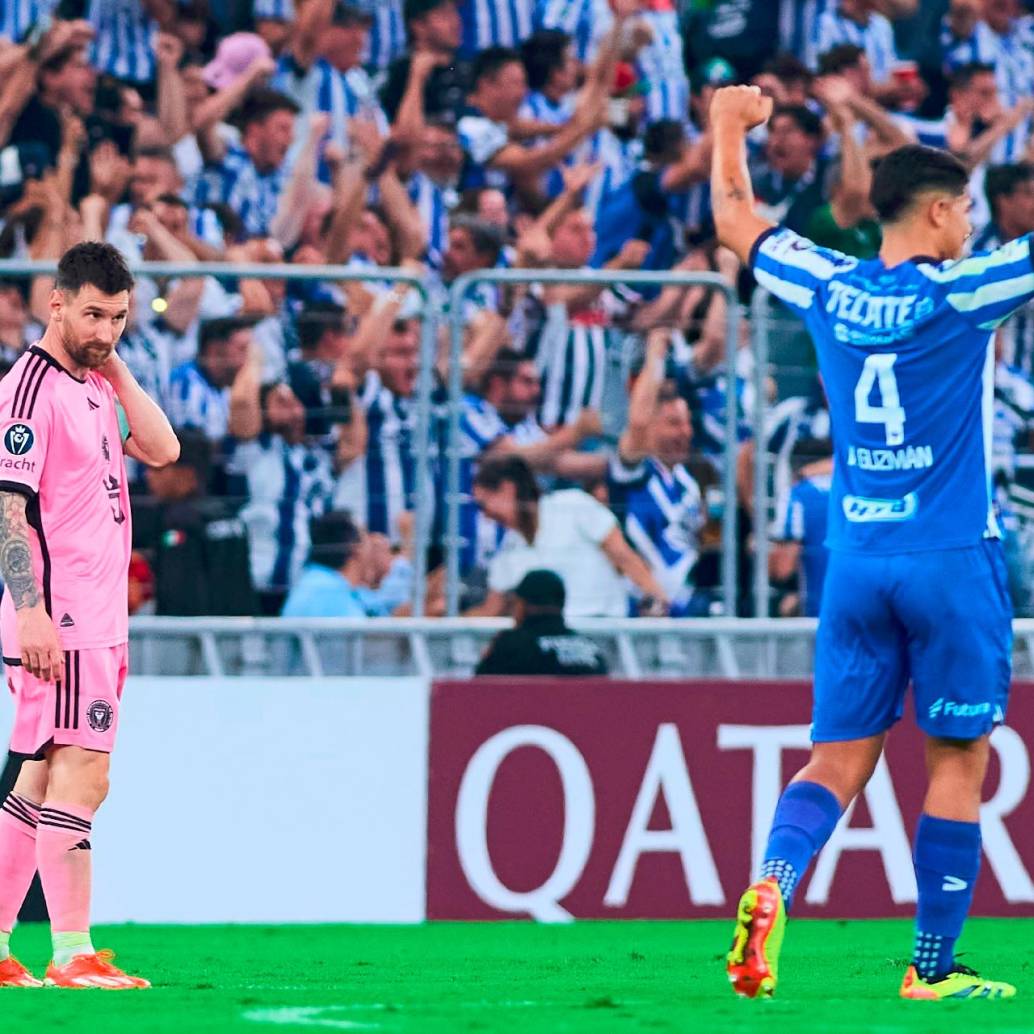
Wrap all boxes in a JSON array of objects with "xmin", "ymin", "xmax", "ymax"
[
  {"xmin": 760, "ymin": 781, "xmax": 842, "ymax": 911},
  {"xmin": 912, "ymin": 814, "xmax": 981, "ymax": 982}
]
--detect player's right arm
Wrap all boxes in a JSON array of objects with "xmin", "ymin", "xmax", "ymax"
[
  {"xmin": 0, "ymin": 491, "xmax": 62, "ymax": 681},
  {"xmin": 709, "ymin": 85, "xmax": 776, "ymax": 265}
]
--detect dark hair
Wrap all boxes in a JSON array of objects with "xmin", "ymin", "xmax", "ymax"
[
  {"xmin": 451, "ymin": 214, "xmax": 505, "ymax": 265},
  {"xmin": 870, "ymin": 145, "xmax": 969, "ymax": 223},
  {"xmin": 173, "ymin": 426, "xmax": 212, "ymax": 487},
  {"xmin": 307, "ymin": 510, "xmax": 362, "ymax": 569},
  {"xmin": 985, "ymin": 162, "xmax": 1034, "ymax": 217},
  {"xmin": 404, "ymin": 0, "xmax": 454, "ymax": 25},
  {"xmin": 198, "ymin": 316, "xmax": 253, "ymax": 355},
  {"xmin": 472, "ymin": 45, "xmax": 523, "ymax": 87},
  {"xmin": 521, "ymin": 29, "xmax": 571, "ymax": 93},
  {"xmin": 770, "ymin": 104, "xmax": 823, "ymax": 140},
  {"xmin": 644, "ymin": 119, "xmax": 686, "ymax": 162},
  {"xmin": 239, "ymin": 88, "xmax": 300, "ymax": 129},
  {"xmin": 203, "ymin": 201, "xmax": 244, "ymax": 242},
  {"xmin": 481, "ymin": 346, "xmax": 531, "ymax": 394},
  {"xmin": 39, "ymin": 44, "xmax": 82, "ymax": 76},
  {"xmin": 817, "ymin": 44, "xmax": 865, "ymax": 77},
  {"xmin": 55, "ymin": 242, "xmax": 134, "ymax": 296},
  {"xmin": 761, "ymin": 53, "xmax": 811, "ymax": 86},
  {"xmin": 473, "ymin": 454, "xmax": 541, "ymax": 542},
  {"xmin": 950, "ymin": 61, "xmax": 995, "ymax": 93},
  {"xmin": 297, "ymin": 301, "xmax": 347, "ymax": 352}
]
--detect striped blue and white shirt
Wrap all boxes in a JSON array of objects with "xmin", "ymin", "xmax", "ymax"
[
  {"xmin": 253, "ymin": 0, "xmax": 295, "ymax": 18},
  {"xmin": 941, "ymin": 17, "xmax": 1034, "ymax": 164},
  {"xmin": 751, "ymin": 225, "xmax": 1034, "ymax": 552},
  {"xmin": 167, "ymin": 360, "xmax": 230, "ymax": 440},
  {"xmin": 533, "ymin": 304, "xmax": 610, "ymax": 428},
  {"xmin": 459, "ymin": 0, "xmax": 534, "ymax": 57},
  {"xmin": 273, "ymin": 57, "xmax": 388, "ymax": 183},
  {"xmin": 811, "ymin": 9, "xmax": 897, "ymax": 82},
  {"xmin": 226, "ymin": 433, "xmax": 335, "ymax": 593},
  {"xmin": 778, "ymin": 0, "xmax": 836, "ymax": 64},
  {"xmin": 777, "ymin": 468, "xmax": 831, "ymax": 617},
  {"xmin": 192, "ymin": 144, "xmax": 289, "ymax": 239},
  {"xmin": 333, "ymin": 369, "xmax": 431, "ymax": 544},
  {"xmin": 87, "ymin": 0, "xmax": 158, "ymax": 84},
  {"xmin": 534, "ymin": 0, "xmax": 609, "ymax": 62},
  {"xmin": 519, "ymin": 90, "xmax": 575, "ymax": 198},
  {"xmin": 0, "ymin": 0, "xmax": 57, "ymax": 43},
  {"xmin": 583, "ymin": 129, "xmax": 641, "ymax": 221},
  {"xmin": 362, "ymin": 0, "xmax": 406, "ymax": 72},
  {"xmin": 635, "ymin": 8, "xmax": 689, "ymax": 124},
  {"xmin": 407, "ymin": 172, "xmax": 453, "ymax": 271},
  {"xmin": 609, "ymin": 454, "xmax": 704, "ymax": 610}
]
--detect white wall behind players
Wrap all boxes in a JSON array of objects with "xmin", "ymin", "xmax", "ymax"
[{"xmin": 1, "ymin": 677, "xmax": 431, "ymax": 924}]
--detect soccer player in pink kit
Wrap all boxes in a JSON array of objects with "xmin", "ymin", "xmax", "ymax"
[{"xmin": 0, "ymin": 242, "xmax": 179, "ymax": 989}]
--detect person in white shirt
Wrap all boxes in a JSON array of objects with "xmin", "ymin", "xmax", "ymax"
[{"xmin": 471, "ymin": 453, "xmax": 667, "ymax": 617}]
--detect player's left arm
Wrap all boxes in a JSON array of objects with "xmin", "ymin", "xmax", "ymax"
[
  {"xmin": 710, "ymin": 85, "xmax": 776, "ymax": 265},
  {"xmin": 99, "ymin": 354, "xmax": 181, "ymax": 468}
]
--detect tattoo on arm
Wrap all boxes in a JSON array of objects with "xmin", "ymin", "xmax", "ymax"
[
  {"xmin": 724, "ymin": 178, "xmax": 747, "ymax": 202},
  {"xmin": 0, "ymin": 492, "xmax": 39, "ymax": 610}
]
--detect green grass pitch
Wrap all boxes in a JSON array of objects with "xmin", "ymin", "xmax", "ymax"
[{"xmin": 1, "ymin": 919, "xmax": 1030, "ymax": 1032}]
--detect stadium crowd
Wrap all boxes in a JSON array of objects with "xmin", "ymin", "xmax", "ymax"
[{"xmin": 2, "ymin": 0, "xmax": 1034, "ymax": 618}]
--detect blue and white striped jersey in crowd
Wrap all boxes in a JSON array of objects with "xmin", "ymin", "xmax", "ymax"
[
  {"xmin": 811, "ymin": 8, "xmax": 897, "ymax": 82},
  {"xmin": 533, "ymin": 304, "xmax": 610, "ymax": 428},
  {"xmin": 519, "ymin": 91, "xmax": 576, "ymax": 197},
  {"xmin": 273, "ymin": 57, "xmax": 388, "ymax": 183},
  {"xmin": 362, "ymin": 0, "xmax": 406, "ymax": 71},
  {"xmin": 941, "ymin": 17, "xmax": 1034, "ymax": 164},
  {"xmin": 582, "ymin": 129, "xmax": 642, "ymax": 220},
  {"xmin": 226, "ymin": 434, "xmax": 335, "ymax": 593},
  {"xmin": 777, "ymin": 469, "xmax": 831, "ymax": 618},
  {"xmin": 117, "ymin": 321, "xmax": 174, "ymax": 408},
  {"xmin": 458, "ymin": 395, "xmax": 546, "ymax": 570},
  {"xmin": 972, "ymin": 226, "xmax": 1034, "ymax": 378},
  {"xmin": 534, "ymin": 0, "xmax": 610, "ymax": 63},
  {"xmin": 192, "ymin": 145, "xmax": 289, "ymax": 239},
  {"xmin": 0, "ymin": 0, "xmax": 56, "ymax": 42},
  {"xmin": 457, "ymin": 107, "xmax": 512, "ymax": 190},
  {"xmin": 407, "ymin": 173, "xmax": 453, "ymax": 271},
  {"xmin": 778, "ymin": 0, "xmax": 835, "ymax": 63},
  {"xmin": 608, "ymin": 453, "xmax": 704, "ymax": 610},
  {"xmin": 459, "ymin": 0, "xmax": 534, "ymax": 57},
  {"xmin": 635, "ymin": 8, "xmax": 689, "ymax": 124},
  {"xmin": 87, "ymin": 0, "xmax": 157, "ymax": 84},
  {"xmin": 765, "ymin": 392, "xmax": 831, "ymax": 534},
  {"xmin": 167, "ymin": 360, "xmax": 231, "ymax": 440},
  {"xmin": 333, "ymin": 369, "xmax": 428, "ymax": 544},
  {"xmin": 253, "ymin": 0, "xmax": 295, "ymax": 18},
  {"xmin": 993, "ymin": 361, "xmax": 1034, "ymax": 485}
]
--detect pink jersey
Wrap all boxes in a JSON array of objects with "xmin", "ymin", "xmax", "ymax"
[{"xmin": 0, "ymin": 346, "xmax": 131, "ymax": 652}]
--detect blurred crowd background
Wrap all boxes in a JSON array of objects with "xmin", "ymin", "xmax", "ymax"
[{"xmin": 2, "ymin": 0, "xmax": 1034, "ymax": 620}]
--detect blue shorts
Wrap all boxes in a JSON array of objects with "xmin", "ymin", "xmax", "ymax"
[{"xmin": 813, "ymin": 541, "xmax": 1012, "ymax": 743}]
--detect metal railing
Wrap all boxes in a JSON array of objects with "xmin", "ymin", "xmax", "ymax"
[
  {"xmin": 0, "ymin": 259, "xmax": 439, "ymax": 615},
  {"xmin": 121, "ymin": 615, "xmax": 1034, "ymax": 678},
  {"xmin": 445, "ymin": 269, "xmax": 743, "ymax": 617}
]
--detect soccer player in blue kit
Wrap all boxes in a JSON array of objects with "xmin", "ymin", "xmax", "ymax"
[{"xmin": 711, "ymin": 85, "xmax": 1023, "ymax": 1001}]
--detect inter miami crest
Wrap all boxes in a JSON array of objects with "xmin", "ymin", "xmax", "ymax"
[
  {"xmin": 87, "ymin": 700, "xmax": 114, "ymax": 733},
  {"xmin": 3, "ymin": 423, "xmax": 34, "ymax": 455}
]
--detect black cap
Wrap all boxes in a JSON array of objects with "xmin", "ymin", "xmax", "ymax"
[{"xmin": 514, "ymin": 569, "xmax": 566, "ymax": 609}]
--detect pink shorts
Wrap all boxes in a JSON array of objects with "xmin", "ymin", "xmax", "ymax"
[{"xmin": 6, "ymin": 644, "xmax": 128, "ymax": 758}]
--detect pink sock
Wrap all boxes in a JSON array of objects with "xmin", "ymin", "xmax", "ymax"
[
  {"xmin": 36, "ymin": 802, "xmax": 94, "ymax": 932},
  {"xmin": 0, "ymin": 793, "xmax": 41, "ymax": 933}
]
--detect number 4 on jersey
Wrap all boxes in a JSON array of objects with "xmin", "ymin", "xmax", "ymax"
[{"xmin": 855, "ymin": 353, "xmax": 905, "ymax": 446}]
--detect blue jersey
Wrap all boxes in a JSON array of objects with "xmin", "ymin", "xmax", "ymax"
[
  {"xmin": 780, "ymin": 470, "xmax": 831, "ymax": 617},
  {"xmin": 751, "ymin": 226, "xmax": 1034, "ymax": 554}
]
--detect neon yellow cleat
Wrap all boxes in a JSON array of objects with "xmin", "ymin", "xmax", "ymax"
[
  {"xmin": 900, "ymin": 964, "xmax": 1016, "ymax": 1000},
  {"xmin": 726, "ymin": 876, "xmax": 786, "ymax": 998}
]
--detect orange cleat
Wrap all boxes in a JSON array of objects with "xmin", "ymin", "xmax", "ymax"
[
  {"xmin": 0, "ymin": 956, "xmax": 43, "ymax": 988},
  {"xmin": 44, "ymin": 950, "xmax": 151, "ymax": 990},
  {"xmin": 726, "ymin": 877, "xmax": 787, "ymax": 998}
]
